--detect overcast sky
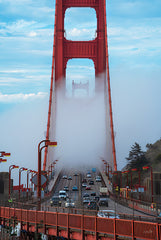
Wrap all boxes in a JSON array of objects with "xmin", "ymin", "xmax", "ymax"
[{"xmin": 0, "ymin": 0, "xmax": 161, "ymax": 184}]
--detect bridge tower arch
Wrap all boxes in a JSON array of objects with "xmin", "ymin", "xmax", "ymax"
[{"xmin": 55, "ymin": 0, "xmax": 106, "ymax": 80}]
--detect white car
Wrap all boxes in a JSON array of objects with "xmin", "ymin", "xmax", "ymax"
[
  {"xmin": 82, "ymin": 183, "xmax": 87, "ymax": 188},
  {"xmin": 59, "ymin": 190, "xmax": 67, "ymax": 200},
  {"xmin": 96, "ymin": 176, "xmax": 101, "ymax": 182},
  {"xmin": 65, "ymin": 199, "xmax": 75, "ymax": 208},
  {"xmin": 87, "ymin": 174, "xmax": 91, "ymax": 178},
  {"xmin": 97, "ymin": 210, "xmax": 119, "ymax": 219}
]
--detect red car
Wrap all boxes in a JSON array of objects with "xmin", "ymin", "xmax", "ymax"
[{"xmin": 86, "ymin": 185, "xmax": 91, "ymax": 190}]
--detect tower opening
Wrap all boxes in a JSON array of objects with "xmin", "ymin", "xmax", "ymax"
[
  {"xmin": 64, "ymin": 8, "xmax": 97, "ymax": 41},
  {"xmin": 66, "ymin": 58, "xmax": 95, "ymax": 98}
]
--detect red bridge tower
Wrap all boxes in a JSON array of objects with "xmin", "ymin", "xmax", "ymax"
[{"xmin": 44, "ymin": 0, "xmax": 117, "ymax": 171}]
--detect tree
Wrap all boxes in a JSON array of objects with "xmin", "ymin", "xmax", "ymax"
[{"xmin": 126, "ymin": 142, "xmax": 148, "ymax": 169}]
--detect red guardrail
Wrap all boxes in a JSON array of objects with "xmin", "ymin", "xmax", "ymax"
[{"xmin": 0, "ymin": 206, "xmax": 160, "ymax": 239}]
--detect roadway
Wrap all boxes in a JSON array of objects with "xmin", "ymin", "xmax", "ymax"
[{"xmin": 43, "ymin": 168, "xmax": 157, "ymax": 221}]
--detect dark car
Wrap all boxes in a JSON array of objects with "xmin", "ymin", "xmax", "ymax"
[
  {"xmin": 74, "ymin": 173, "xmax": 78, "ymax": 176},
  {"xmin": 91, "ymin": 192, "xmax": 96, "ymax": 196},
  {"xmin": 87, "ymin": 200, "xmax": 99, "ymax": 210},
  {"xmin": 50, "ymin": 196, "xmax": 61, "ymax": 206},
  {"xmin": 83, "ymin": 193, "xmax": 89, "ymax": 198},
  {"xmin": 94, "ymin": 195, "xmax": 100, "ymax": 202},
  {"xmin": 89, "ymin": 180, "xmax": 94, "ymax": 185},
  {"xmin": 99, "ymin": 197, "xmax": 108, "ymax": 207},
  {"xmin": 64, "ymin": 186, "xmax": 69, "ymax": 191},
  {"xmin": 82, "ymin": 178, "xmax": 87, "ymax": 183}
]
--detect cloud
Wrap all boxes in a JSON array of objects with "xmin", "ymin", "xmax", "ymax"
[
  {"xmin": 68, "ymin": 65, "xmax": 94, "ymax": 71},
  {"xmin": 0, "ymin": 92, "xmax": 48, "ymax": 103},
  {"xmin": 107, "ymin": 23, "xmax": 161, "ymax": 58},
  {"xmin": 0, "ymin": 19, "xmax": 51, "ymax": 37},
  {"xmin": 28, "ymin": 31, "xmax": 37, "ymax": 37},
  {"xmin": 66, "ymin": 27, "xmax": 96, "ymax": 40},
  {"xmin": 0, "ymin": 97, "xmax": 49, "ymax": 184}
]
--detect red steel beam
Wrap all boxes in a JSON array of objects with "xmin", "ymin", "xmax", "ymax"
[
  {"xmin": 103, "ymin": 0, "xmax": 117, "ymax": 171},
  {"xmin": 43, "ymin": 0, "xmax": 58, "ymax": 171}
]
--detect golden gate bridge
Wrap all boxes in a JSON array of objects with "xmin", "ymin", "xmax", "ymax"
[{"xmin": 0, "ymin": 1, "xmax": 160, "ymax": 239}]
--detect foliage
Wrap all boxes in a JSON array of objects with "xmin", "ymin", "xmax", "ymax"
[
  {"xmin": 126, "ymin": 142, "xmax": 148, "ymax": 169},
  {"xmin": 154, "ymin": 154, "xmax": 161, "ymax": 164},
  {"xmin": 146, "ymin": 143, "xmax": 153, "ymax": 149}
]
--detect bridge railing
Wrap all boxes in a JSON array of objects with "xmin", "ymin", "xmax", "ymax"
[{"xmin": 0, "ymin": 205, "xmax": 161, "ymax": 239}]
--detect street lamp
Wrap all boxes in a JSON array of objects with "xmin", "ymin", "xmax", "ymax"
[
  {"xmin": 101, "ymin": 159, "xmax": 107, "ymax": 176},
  {"xmin": 38, "ymin": 140, "xmax": 57, "ymax": 209},
  {"xmin": 51, "ymin": 160, "xmax": 58, "ymax": 178},
  {"xmin": 9, "ymin": 165, "xmax": 19, "ymax": 198},
  {"xmin": 0, "ymin": 151, "xmax": 11, "ymax": 157},
  {"xmin": 19, "ymin": 167, "xmax": 28, "ymax": 200},
  {"xmin": 0, "ymin": 158, "xmax": 7, "ymax": 163},
  {"xmin": 27, "ymin": 170, "xmax": 37, "ymax": 200}
]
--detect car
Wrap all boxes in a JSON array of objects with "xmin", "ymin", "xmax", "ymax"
[
  {"xmin": 64, "ymin": 186, "xmax": 69, "ymax": 191},
  {"xmin": 89, "ymin": 180, "xmax": 94, "ymax": 185},
  {"xmin": 50, "ymin": 196, "xmax": 61, "ymax": 206},
  {"xmin": 87, "ymin": 200, "xmax": 99, "ymax": 210},
  {"xmin": 62, "ymin": 175, "xmax": 67, "ymax": 179},
  {"xmin": 65, "ymin": 199, "xmax": 75, "ymax": 208},
  {"xmin": 82, "ymin": 183, "xmax": 87, "ymax": 188},
  {"xmin": 96, "ymin": 176, "xmax": 101, "ymax": 182},
  {"xmin": 72, "ymin": 185, "xmax": 78, "ymax": 191},
  {"xmin": 59, "ymin": 190, "xmax": 67, "ymax": 200},
  {"xmin": 86, "ymin": 185, "xmax": 91, "ymax": 190},
  {"xmin": 68, "ymin": 176, "xmax": 72, "ymax": 180},
  {"xmin": 82, "ymin": 178, "xmax": 87, "ymax": 183},
  {"xmin": 83, "ymin": 197, "xmax": 90, "ymax": 204},
  {"xmin": 87, "ymin": 174, "xmax": 91, "ymax": 178},
  {"xmin": 83, "ymin": 193, "xmax": 89, "ymax": 198},
  {"xmin": 91, "ymin": 192, "xmax": 96, "ymax": 196},
  {"xmin": 97, "ymin": 210, "xmax": 119, "ymax": 219},
  {"xmin": 73, "ymin": 173, "xmax": 78, "ymax": 176},
  {"xmin": 94, "ymin": 195, "xmax": 100, "ymax": 202},
  {"xmin": 98, "ymin": 197, "xmax": 108, "ymax": 207}
]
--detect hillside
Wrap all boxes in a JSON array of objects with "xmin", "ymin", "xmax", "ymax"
[
  {"xmin": 122, "ymin": 139, "xmax": 161, "ymax": 172},
  {"xmin": 145, "ymin": 139, "xmax": 161, "ymax": 171}
]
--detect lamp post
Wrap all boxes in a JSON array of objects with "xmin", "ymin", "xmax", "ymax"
[
  {"xmin": 0, "ymin": 151, "xmax": 11, "ymax": 164},
  {"xmin": 9, "ymin": 165, "xmax": 19, "ymax": 198},
  {"xmin": 107, "ymin": 164, "xmax": 110, "ymax": 179},
  {"xmin": 0, "ymin": 151, "xmax": 11, "ymax": 157},
  {"xmin": 19, "ymin": 167, "xmax": 28, "ymax": 200},
  {"xmin": 38, "ymin": 140, "xmax": 57, "ymax": 210},
  {"xmin": 0, "ymin": 158, "xmax": 7, "ymax": 163},
  {"xmin": 101, "ymin": 159, "xmax": 108, "ymax": 176},
  {"xmin": 27, "ymin": 170, "xmax": 37, "ymax": 200},
  {"xmin": 51, "ymin": 160, "xmax": 58, "ymax": 177}
]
